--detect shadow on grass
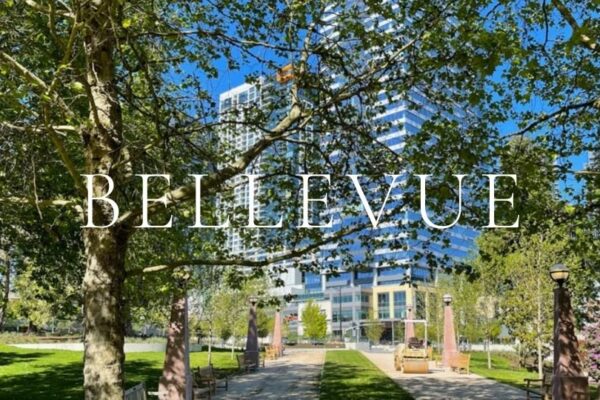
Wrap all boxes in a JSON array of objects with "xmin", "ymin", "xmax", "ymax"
[
  {"xmin": 125, "ymin": 359, "xmax": 241, "ymax": 394},
  {"xmin": 0, "ymin": 348, "xmax": 243, "ymax": 400},
  {"xmin": 0, "ymin": 357, "xmax": 161, "ymax": 400},
  {"xmin": 0, "ymin": 351, "xmax": 46, "ymax": 366},
  {"xmin": 0, "ymin": 360, "xmax": 84, "ymax": 400}
]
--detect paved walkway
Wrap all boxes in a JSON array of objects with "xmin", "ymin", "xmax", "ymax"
[
  {"xmin": 361, "ymin": 351, "xmax": 527, "ymax": 400},
  {"xmin": 214, "ymin": 349, "xmax": 325, "ymax": 399}
]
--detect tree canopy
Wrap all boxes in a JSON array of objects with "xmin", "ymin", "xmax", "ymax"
[{"xmin": 0, "ymin": 0, "xmax": 598, "ymax": 398}]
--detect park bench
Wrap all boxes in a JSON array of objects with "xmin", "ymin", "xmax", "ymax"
[
  {"xmin": 147, "ymin": 385, "xmax": 211, "ymax": 399},
  {"xmin": 524, "ymin": 366, "xmax": 552, "ymax": 399},
  {"xmin": 124, "ymin": 382, "xmax": 147, "ymax": 400},
  {"xmin": 195, "ymin": 365, "xmax": 228, "ymax": 395},
  {"xmin": 236, "ymin": 353, "xmax": 264, "ymax": 372},
  {"xmin": 265, "ymin": 345, "xmax": 278, "ymax": 360},
  {"xmin": 449, "ymin": 353, "xmax": 470, "ymax": 374}
]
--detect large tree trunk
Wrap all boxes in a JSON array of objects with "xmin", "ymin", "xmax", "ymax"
[
  {"xmin": 83, "ymin": 229, "xmax": 128, "ymax": 400},
  {"xmin": 80, "ymin": 1, "xmax": 127, "ymax": 399},
  {"xmin": 0, "ymin": 250, "xmax": 10, "ymax": 331},
  {"xmin": 159, "ymin": 287, "xmax": 189, "ymax": 400}
]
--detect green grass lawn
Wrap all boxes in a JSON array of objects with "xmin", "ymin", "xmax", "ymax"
[
  {"xmin": 470, "ymin": 352, "xmax": 599, "ymax": 398},
  {"xmin": 0, "ymin": 344, "xmax": 239, "ymax": 400},
  {"xmin": 320, "ymin": 350, "xmax": 413, "ymax": 400},
  {"xmin": 469, "ymin": 351, "xmax": 538, "ymax": 390}
]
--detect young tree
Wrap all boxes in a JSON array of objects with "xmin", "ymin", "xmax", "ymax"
[
  {"xmin": 365, "ymin": 312, "xmax": 384, "ymax": 345},
  {"xmin": 211, "ymin": 280, "xmax": 259, "ymax": 358},
  {"xmin": 301, "ymin": 300, "xmax": 326, "ymax": 342},
  {"xmin": 8, "ymin": 261, "xmax": 55, "ymax": 332}
]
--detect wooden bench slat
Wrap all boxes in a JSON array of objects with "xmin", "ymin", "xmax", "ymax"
[
  {"xmin": 124, "ymin": 382, "xmax": 147, "ymax": 400},
  {"xmin": 194, "ymin": 364, "xmax": 228, "ymax": 395}
]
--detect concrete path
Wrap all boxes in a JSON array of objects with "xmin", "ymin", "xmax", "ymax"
[
  {"xmin": 361, "ymin": 351, "xmax": 527, "ymax": 400},
  {"xmin": 213, "ymin": 349, "xmax": 325, "ymax": 400}
]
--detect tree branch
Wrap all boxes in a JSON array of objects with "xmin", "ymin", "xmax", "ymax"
[
  {"xmin": 0, "ymin": 51, "xmax": 49, "ymax": 89},
  {"xmin": 0, "ymin": 51, "xmax": 84, "ymax": 193},
  {"xmin": 116, "ymin": 103, "xmax": 307, "ymax": 227},
  {"xmin": 0, "ymin": 51, "xmax": 74, "ymax": 118},
  {"xmin": 551, "ymin": 0, "xmax": 598, "ymax": 52},
  {"xmin": 506, "ymin": 97, "xmax": 600, "ymax": 138},
  {"xmin": 24, "ymin": 0, "xmax": 75, "ymax": 19},
  {"xmin": 0, "ymin": 122, "xmax": 77, "ymax": 135},
  {"xmin": 0, "ymin": 196, "xmax": 78, "ymax": 208},
  {"xmin": 127, "ymin": 219, "xmax": 377, "ymax": 277}
]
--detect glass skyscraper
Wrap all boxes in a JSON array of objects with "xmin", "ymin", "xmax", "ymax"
[{"xmin": 217, "ymin": 4, "xmax": 478, "ymax": 340}]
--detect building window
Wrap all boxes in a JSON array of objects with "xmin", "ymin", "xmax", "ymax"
[
  {"xmin": 331, "ymin": 294, "xmax": 353, "ymax": 304},
  {"xmin": 354, "ymin": 293, "xmax": 370, "ymax": 303},
  {"xmin": 393, "ymin": 291, "xmax": 406, "ymax": 319},
  {"xmin": 412, "ymin": 266, "xmax": 433, "ymax": 282},
  {"xmin": 377, "ymin": 267, "xmax": 405, "ymax": 277},
  {"xmin": 332, "ymin": 310, "xmax": 353, "ymax": 322},
  {"xmin": 303, "ymin": 272, "xmax": 321, "ymax": 290},
  {"xmin": 378, "ymin": 293, "xmax": 390, "ymax": 319},
  {"xmin": 326, "ymin": 271, "xmax": 351, "ymax": 285},
  {"xmin": 354, "ymin": 270, "xmax": 374, "ymax": 283}
]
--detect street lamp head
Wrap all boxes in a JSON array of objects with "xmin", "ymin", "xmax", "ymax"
[
  {"xmin": 443, "ymin": 293, "xmax": 452, "ymax": 305},
  {"xmin": 249, "ymin": 295, "xmax": 258, "ymax": 305},
  {"xmin": 550, "ymin": 264, "xmax": 570, "ymax": 287}
]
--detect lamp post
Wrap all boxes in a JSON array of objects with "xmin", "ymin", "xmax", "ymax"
[
  {"xmin": 442, "ymin": 293, "xmax": 457, "ymax": 368},
  {"xmin": 405, "ymin": 305, "xmax": 415, "ymax": 346},
  {"xmin": 549, "ymin": 264, "xmax": 589, "ymax": 399},
  {"xmin": 245, "ymin": 295, "xmax": 259, "ymax": 367}
]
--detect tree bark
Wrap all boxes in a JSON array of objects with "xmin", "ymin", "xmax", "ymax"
[
  {"xmin": 158, "ymin": 288, "xmax": 188, "ymax": 400},
  {"xmin": 0, "ymin": 250, "xmax": 10, "ymax": 332},
  {"xmin": 80, "ymin": 1, "xmax": 128, "ymax": 398},
  {"xmin": 83, "ymin": 228, "xmax": 128, "ymax": 400}
]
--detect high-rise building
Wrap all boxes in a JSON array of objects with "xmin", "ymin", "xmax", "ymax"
[
  {"xmin": 218, "ymin": 4, "xmax": 478, "ymax": 341},
  {"xmin": 218, "ymin": 75, "xmax": 477, "ymax": 343},
  {"xmin": 218, "ymin": 71, "xmax": 310, "ymax": 292}
]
